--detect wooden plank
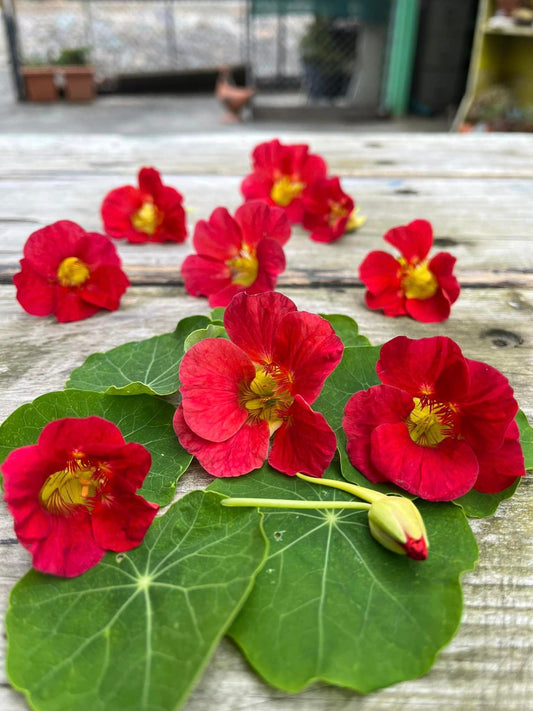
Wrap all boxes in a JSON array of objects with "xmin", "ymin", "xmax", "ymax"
[
  {"xmin": 1, "ymin": 285, "xmax": 531, "ymax": 420},
  {"xmin": 1, "ymin": 176, "xmax": 532, "ymax": 279},
  {"xmin": 0, "ymin": 284, "xmax": 531, "ymax": 711},
  {"xmin": 0, "ymin": 133, "xmax": 533, "ymax": 178},
  {"xmin": 0, "ymin": 130, "xmax": 532, "ymax": 711}
]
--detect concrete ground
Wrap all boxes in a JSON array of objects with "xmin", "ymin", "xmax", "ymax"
[{"xmin": 0, "ymin": 75, "xmax": 450, "ymax": 135}]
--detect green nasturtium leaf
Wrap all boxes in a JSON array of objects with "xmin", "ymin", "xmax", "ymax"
[
  {"xmin": 314, "ymin": 345, "xmax": 399, "ymax": 495},
  {"xmin": 0, "ymin": 390, "xmax": 189, "ymax": 505},
  {"xmin": 454, "ymin": 409, "xmax": 533, "ymax": 518},
  {"xmin": 65, "ymin": 315, "xmax": 210, "ymax": 396},
  {"xmin": 320, "ymin": 313, "xmax": 372, "ymax": 347},
  {"xmin": 6, "ymin": 491, "xmax": 268, "ymax": 711},
  {"xmin": 210, "ymin": 307, "xmax": 225, "ymax": 322},
  {"xmin": 517, "ymin": 409, "xmax": 533, "ymax": 468},
  {"xmin": 209, "ymin": 463, "xmax": 478, "ymax": 694},
  {"xmin": 183, "ymin": 324, "xmax": 229, "ymax": 352}
]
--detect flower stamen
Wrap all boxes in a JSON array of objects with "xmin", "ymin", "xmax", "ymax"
[
  {"xmin": 131, "ymin": 201, "xmax": 162, "ymax": 235},
  {"xmin": 39, "ymin": 458, "xmax": 107, "ymax": 516},
  {"xmin": 227, "ymin": 244, "xmax": 258, "ymax": 287},
  {"xmin": 240, "ymin": 367, "xmax": 293, "ymax": 425},
  {"xmin": 399, "ymin": 258, "xmax": 438, "ymax": 300},
  {"xmin": 270, "ymin": 176, "xmax": 305, "ymax": 207},
  {"xmin": 407, "ymin": 398, "xmax": 456, "ymax": 447},
  {"xmin": 57, "ymin": 257, "xmax": 90, "ymax": 287}
]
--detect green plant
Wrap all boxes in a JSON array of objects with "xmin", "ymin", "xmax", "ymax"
[
  {"xmin": 55, "ymin": 47, "xmax": 90, "ymax": 66},
  {"xmin": 299, "ymin": 16, "xmax": 356, "ymax": 75}
]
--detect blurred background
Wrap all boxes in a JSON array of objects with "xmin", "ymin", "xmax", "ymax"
[{"xmin": 1, "ymin": 0, "xmax": 532, "ymax": 132}]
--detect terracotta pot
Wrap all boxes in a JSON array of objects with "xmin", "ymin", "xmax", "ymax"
[
  {"xmin": 21, "ymin": 67, "xmax": 58, "ymax": 102},
  {"xmin": 61, "ymin": 66, "xmax": 96, "ymax": 102}
]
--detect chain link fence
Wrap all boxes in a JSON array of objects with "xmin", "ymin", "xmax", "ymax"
[
  {"xmin": 10, "ymin": 0, "xmax": 390, "ymax": 109},
  {"xmin": 14, "ymin": 0, "xmax": 247, "ymax": 78}
]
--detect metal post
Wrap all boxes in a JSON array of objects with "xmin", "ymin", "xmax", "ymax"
[
  {"xmin": 2, "ymin": 0, "xmax": 24, "ymax": 100},
  {"xmin": 382, "ymin": 0, "xmax": 420, "ymax": 115}
]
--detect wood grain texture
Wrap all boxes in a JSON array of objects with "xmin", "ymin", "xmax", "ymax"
[
  {"xmin": 0, "ymin": 133, "xmax": 532, "ymax": 177},
  {"xmin": 0, "ymin": 133, "xmax": 532, "ymax": 711}
]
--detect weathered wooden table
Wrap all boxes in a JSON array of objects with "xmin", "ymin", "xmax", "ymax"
[{"xmin": 0, "ymin": 133, "xmax": 532, "ymax": 711}]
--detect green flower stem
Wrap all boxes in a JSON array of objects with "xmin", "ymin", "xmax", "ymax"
[
  {"xmin": 295, "ymin": 472, "xmax": 386, "ymax": 504},
  {"xmin": 221, "ymin": 498, "xmax": 371, "ymax": 511}
]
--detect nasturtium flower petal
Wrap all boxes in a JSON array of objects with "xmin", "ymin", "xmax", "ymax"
[
  {"xmin": 343, "ymin": 335, "xmax": 525, "ymax": 501},
  {"xmin": 371, "ymin": 422, "xmax": 479, "ymax": 501},
  {"xmin": 235, "ymin": 200, "xmax": 291, "ymax": 247},
  {"xmin": 272, "ymin": 310, "xmax": 344, "ymax": 404},
  {"xmin": 13, "ymin": 221, "xmax": 129, "ymax": 323},
  {"xmin": 101, "ymin": 166, "xmax": 186, "ymax": 243},
  {"xmin": 384, "ymin": 218, "xmax": 433, "ymax": 261},
  {"xmin": 268, "ymin": 395, "xmax": 337, "ymax": 477},
  {"xmin": 472, "ymin": 420, "xmax": 525, "ymax": 493},
  {"xmin": 360, "ymin": 219, "xmax": 459, "ymax": 323},
  {"xmin": 224, "ymin": 291, "xmax": 297, "ymax": 364},
  {"xmin": 377, "ymin": 335, "xmax": 469, "ymax": 403},
  {"xmin": 183, "ymin": 201, "xmax": 290, "ymax": 307},
  {"xmin": 180, "ymin": 338, "xmax": 255, "ymax": 442},
  {"xmin": 459, "ymin": 358, "xmax": 519, "ymax": 452},
  {"xmin": 2, "ymin": 416, "xmax": 158, "ymax": 577},
  {"xmin": 176, "ymin": 292, "xmax": 343, "ymax": 480},
  {"xmin": 343, "ymin": 385, "xmax": 414, "ymax": 483},
  {"xmin": 173, "ymin": 405, "xmax": 270, "ymax": 478}
]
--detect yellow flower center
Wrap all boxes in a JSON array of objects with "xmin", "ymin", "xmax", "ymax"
[
  {"xmin": 270, "ymin": 176, "xmax": 305, "ymax": 207},
  {"xmin": 39, "ymin": 456, "xmax": 108, "ymax": 516},
  {"xmin": 400, "ymin": 258, "xmax": 438, "ymax": 300},
  {"xmin": 407, "ymin": 398, "xmax": 456, "ymax": 447},
  {"xmin": 328, "ymin": 201, "xmax": 349, "ymax": 226},
  {"xmin": 240, "ymin": 365, "xmax": 293, "ymax": 429},
  {"xmin": 227, "ymin": 244, "xmax": 258, "ymax": 287},
  {"xmin": 56, "ymin": 257, "xmax": 90, "ymax": 287},
  {"xmin": 344, "ymin": 208, "xmax": 366, "ymax": 233},
  {"xmin": 131, "ymin": 201, "xmax": 161, "ymax": 235}
]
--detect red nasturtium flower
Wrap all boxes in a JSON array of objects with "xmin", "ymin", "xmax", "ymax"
[
  {"xmin": 241, "ymin": 139, "xmax": 327, "ymax": 224},
  {"xmin": 181, "ymin": 200, "xmax": 290, "ymax": 307},
  {"xmin": 13, "ymin": 220, "xmax": 130, "ymax": 323},
  {"xmin": 101, "ymin": 166, "xmax": 187, "ymax": 243},
  {"xmin": 302, "ymin": 176, "xmax": 356, "ymax": 243},
  {"xmin": 343, "ymin": 336, "xmax": 525, "ymax": 501},
  {"xmin": 173, "ymin": 291, "xmax": 344, "ymax": 478},
  {"xmin": 359, "ymin": 219, "xmax": 460, "ymax": 322},
  {"xmin": 2, "ymin": 417, "xmax": 158, "ymax": 577}
]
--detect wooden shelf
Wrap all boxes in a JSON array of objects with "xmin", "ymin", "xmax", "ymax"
[
  {"xmin": 453, "ymin": 0, "xmax": 533, "ymax": 130},
  {"xmin": 483, "ymin": 23, "xmax": 533, "ymax": 37}
]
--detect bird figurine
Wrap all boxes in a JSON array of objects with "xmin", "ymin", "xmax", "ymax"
[{"xmin": 215, "ymin": 65, "xmax": 256, "ymax": 123}]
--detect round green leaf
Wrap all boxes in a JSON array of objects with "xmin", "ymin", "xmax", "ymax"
[
  {"xmin": 183, "ymin": 324, "xmax": 229, "ymax": 352},
  {"xmin": 209, "ymin": 307, "xmax": 225, "ymax": 322},
  {"xmin": 6, "ymin": 491, "xmax": 268, "ymax": 711},
  {"xmin": 0, "ymin": 390, "xmax": 188, "ymax": 505},
  {"xmin": 314, "ymin": 345, "xmax": 399, "ymax": 496},
  {"xmin": 65, "ymin": 315, "xmax": 211, "ymax": 396},
  {"xmin": 210, "ymin": 463, "xmax": 478, "ymax": 694},
  {"xmin": 319, "ymin": 313, "xmax": 371, "ymax": 347}
]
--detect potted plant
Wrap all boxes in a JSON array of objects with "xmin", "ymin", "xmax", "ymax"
[
  {"xmin": 55, "ymin": 47, "xmax": 96, "ymax": 102},
  {"xmin": 21, "ymin": 57, "xmax": 58, "ymax": 102},
  {"xmin": 300, "ymin": 16, "xmax": 358, "ymax": 100}
]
